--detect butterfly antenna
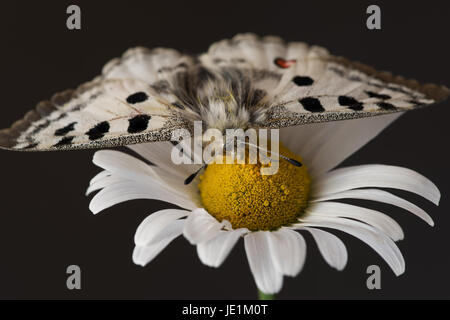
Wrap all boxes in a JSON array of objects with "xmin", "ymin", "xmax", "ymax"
[
  {"xmin": 282, "ymin": 156, "xmax": 302, "ymax": 167},
  {"xmin": 184, "ymin": 140, "xmax": 302, "ymax": 185},
  {"xmin": 184, "ymin": 156, "xmax": 215, "ymax": 185},
  {"xmin": 184, "ymin": 165, "xmax": 206, "ymax": 185},
  {"xmin": 171, "ymin": 140, "xmax": 206, "ymax": 185},
  {"xmin": 237, "ymin": 141, "xmax": 302, "ymax": 167}
]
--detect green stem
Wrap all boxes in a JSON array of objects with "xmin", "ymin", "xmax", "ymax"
[{"xmin": 258, "ymin": 290, "xmax": 275, "ymax": 300}]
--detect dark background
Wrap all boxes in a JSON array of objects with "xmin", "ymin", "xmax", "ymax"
[{"xmin": 0, "ymin": 0, "xmax": 448, "ymax": 299}]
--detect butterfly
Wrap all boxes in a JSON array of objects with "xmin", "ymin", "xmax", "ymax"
[{"xmin": 0, "ymin": 33, "xmax": 448, "ymax": 152}]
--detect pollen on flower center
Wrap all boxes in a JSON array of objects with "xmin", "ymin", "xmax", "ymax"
[{"xmin": 198, "ymin": 143, "xmax": 311, "ymax": 231}]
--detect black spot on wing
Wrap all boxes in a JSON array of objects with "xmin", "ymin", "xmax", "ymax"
[
  {"xmin": 71, "ymin": 103, "xmax": 85, "ymax": 112},
  {"xmin": 55, "ymin": 113, "xmax": 67, "ymax": 121},
  {"xmin": 377, "ymin": 102, "xmax": 397, "ymax": 110},
  {"xmin": 31, "ymin": 119, "xmax": 51, "ymax": 135},
  {"xmin": 409, "ymin": 100, "xmax": 424, "ymax": 106},
  {"xmin": 128, "ymin": 114, "xmax": 151, "ymax": 133},
  {"xmin": 54, "ymin": 122, "xmax": 76, "ymax": 136},
  {"xmin": 54, "ymin": 136, "xmax": 74, "ymax": 147},
  {"xmin": 126, "ymin": 92, "xmax": 149, "ymax": 104},
  {"xmin": 338, "ymin": 96, "xmax": 364, "ymax": 111},
  {"xmin": 20, "ymin": 142, "xmax": 38, "ymax": 150},
  {"xmin": 365, "ymin": 91, "xmax": 391, "ymax": 100},
  {"xmin": 292, "ymin": 76, "xmax": 314, "ymax": 86},
  {"xmin": 86, "ymin": 121, "xmax": 110, "ymax": 140},
  {"xmin": 299, "ymin": 97, "xmax": 325, "ymax": 113}
]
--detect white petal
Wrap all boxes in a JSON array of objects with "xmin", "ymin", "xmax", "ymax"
[
  {"xmin": 134, "ymin": 209, "xmax": 190, "ymax": 246},
  {"xmin": 197, "ymin": 228, "xmax": 248, "ymax": 267},
  {"xmin": 267, "ymin": 228, "xmax": 306, "ymax": 277},
  {"xmin": 294, "ymin": 226, "xmax": 347, "ymax": 270},
  {"xmin": 151, "ymin": 171, "xmax": 202, "ymax": 207},
  {"xmin": 280, "ymin": 113, "xmax": 401, "ymax": 177},
  {"xmin": 88, "ymin": 170, "xmax": 111, "ymax": 185},
  {"xmin": 149, "ymin": 220, "xmax": 186, "ymax": 245},
  {"xmin": 244, "ymin": 231, "xmax": 283, "ymax": 294},
  {"xmin": 91, "ymin": 151, "xmax": 200, "ymax": 206},
  {"xmin": 183, "ymin": 209, "xmax": 225, "ymax": 244},
  {"xmin": 133, "ymin": 245, "xmax": 165, "ymax": 267},
  {"xmin": 128, "ymin": 142, "xmax": 201, "ymax": 179},
  {"xmin": 312, "ymin": 188, "xmax": 434, "ymax": 226},
  {"xmin": 132, "ymin": 220, "xmax": 184, "ymax": 267},
  {"xmin": 128, "ymin": 143, "xmax": 204, "ymax": 199},
  {"xmin": 312, "ymin": 164, "xmax": 440, "ymax": 205},
  {"xmin": 93, "ymin": 150, "xmax": 160, "ymax": 183},
  {"xmin": 89, "ymin": 180, "xmax": 196, "ymax": 214},
  {"xmin": 295, "ymin": 216, "xmax": 405, "ymax": 276},
  {"xmin": 86, "ymin": 174, "xmax": 123, "ymax": 196},
  {"xmin": 93, "ymin": 150, "xmax": 195, "ymax": 200},
  {"xmin": 306, "ymin": 201, "xmax": 404, "ymax": 241}
]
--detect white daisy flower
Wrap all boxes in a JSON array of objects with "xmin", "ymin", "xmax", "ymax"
[{"xmin": 86, "ymin": 113, "xmax": 439, "ymax": 296}]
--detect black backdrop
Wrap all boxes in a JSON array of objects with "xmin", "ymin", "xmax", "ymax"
[{"xmin": 0, "ymin": 0, "xmax": 448, "ymax": 299}]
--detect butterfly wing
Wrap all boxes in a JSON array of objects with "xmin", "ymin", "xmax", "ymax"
[
  {"xmin": 200, "ymin": 34, "xmax": 449, "ymax": 128},
  {"xmin": 1, "ymin": 34, "xmax": 448, "ymax": 151},
  {"xmin": 0, "ymin": 48, "xmax": 194, "ymax": 151}
]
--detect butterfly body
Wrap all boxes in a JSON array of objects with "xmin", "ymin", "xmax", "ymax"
[{"xmin": 0, "ymin": 34, "xmax": 447, "ymax": 151}]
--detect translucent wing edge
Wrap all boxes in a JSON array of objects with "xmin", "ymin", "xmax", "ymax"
[
  {"xmin": 100, "ymin": 46, "xmax": 185, "ymax": 79},
  {"xmin": 331, "ymin": 55, "xmax": 449, "ymax": 103},
  {"xmin": 259, "ymin": 55, "xmax": 449, "ymax": 128},
  {"xmin": 0, "ymin": 76, "xmax": 102, "ymax": 150}
]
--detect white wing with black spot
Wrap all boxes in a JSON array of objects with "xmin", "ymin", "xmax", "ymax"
[
  {"xmin": 0, "ymin": 78, "xmax": 189, "ymax": 151},
  {"xmin": 0, "ymin": 48, "xmax": 194, "ymax": 151},
  {"xmin": 1, "ymin": 34, "xmax": 448, "ymax": 151},
  {"xmin": 200, "ymin": 34, "xmax": 448, "ymax": 128},
  {"xmin": 101, "ymin": 47, "xmax": 195, "ymax": 104}
]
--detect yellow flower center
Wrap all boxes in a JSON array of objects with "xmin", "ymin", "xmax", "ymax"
[{"xmin": 198, "ymin": 143, "xmax": 311, "ymax": 231}]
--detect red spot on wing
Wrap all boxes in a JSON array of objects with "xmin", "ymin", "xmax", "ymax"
[{"xmin": 274, "ymin": 57, "xmax": 297, "ymax": 69}]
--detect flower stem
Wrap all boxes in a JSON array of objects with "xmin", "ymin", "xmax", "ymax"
[{"xmin": 258, "ymin": 290, "xmax": 275, "ymax": 300}]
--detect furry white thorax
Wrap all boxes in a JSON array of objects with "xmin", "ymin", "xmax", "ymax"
[
  {"xmin": 175, "ymin": 75, "xmax": 269, "ymax": 132},
  {"xmin": 199, "ymin": 97, "xmax": 251, "ymax": 131}
]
